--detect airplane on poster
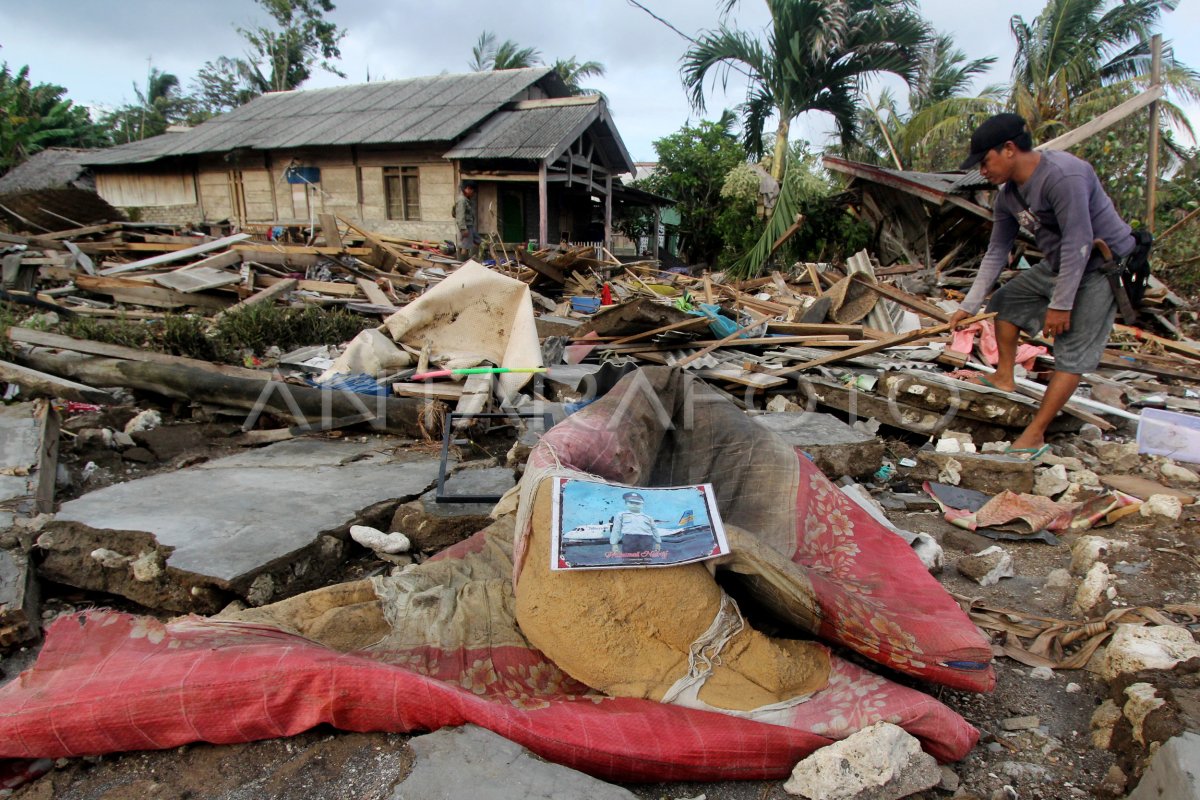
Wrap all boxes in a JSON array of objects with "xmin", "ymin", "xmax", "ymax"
[{"xmin": 562, "ymin": 510, "xmax": 705, "ymax": 542}]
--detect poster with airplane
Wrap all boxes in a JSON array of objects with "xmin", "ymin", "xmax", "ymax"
[{"xmin": 549, "ymin": 478, "xmax": 730, "ymax": 570}]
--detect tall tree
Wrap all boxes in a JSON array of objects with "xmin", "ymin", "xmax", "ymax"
[
  {"xmin": 1009, "ymin": 0, "xmax": 1199, "ymax": 138},
  {"xmin": 468, "ymin": 31, "xmax": 541, "ymax": 71},
  {"xmin": 100, "ymin": 67, "xmax": 195, "ymax": 144},
  {"xmin": 236, "ymin": 0, "xmax": 346, "ymax": 93},
  {"xmin": 851, "ymin": 32, "xmax": 1003, "ymax": 170},
  {"xmin": 0, "ymin": 63, "xmax": 104, "ymax": 173},
  {"xmin": 638, "ymin": 115, "xmax": 754, "ymax": 267},
  {"xmin": 682, "ymin": 0, "xmax": 930, "ymax": 187},
  {"xmin": 551, "ymin": 57, "xmax": 606, "ymax": 96}
]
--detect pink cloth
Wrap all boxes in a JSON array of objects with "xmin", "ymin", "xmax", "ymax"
[{"xmin": 951, "ymin": 320, "xmax": 1047, "ymax": 370}]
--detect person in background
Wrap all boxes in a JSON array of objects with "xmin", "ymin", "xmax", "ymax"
[{"xmin": 455, "ymin": 180, "xmax": 479, "ymax": 259}]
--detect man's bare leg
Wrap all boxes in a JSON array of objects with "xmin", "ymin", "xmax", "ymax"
[
  {"xmin": 979, "ymin": 319, "xmax": 1021, "ymax": 391},
  {"xmin": 1010, "ymin": 370, "xmax": 1081, "ymax": 450}
]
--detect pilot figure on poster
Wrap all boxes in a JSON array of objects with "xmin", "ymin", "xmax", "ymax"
[{"xmin": 608, "ymin": 491, "xmax": 662, "ymax": 553}]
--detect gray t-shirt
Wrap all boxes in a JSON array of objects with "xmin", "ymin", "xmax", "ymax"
[{"xmin": 961, "ymin": 150, "xmax": 1134, "ymax": 313}]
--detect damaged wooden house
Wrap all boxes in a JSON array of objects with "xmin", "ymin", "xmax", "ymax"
[{"xmin": 80, "ymin": 67, "xmax": 642, "ymax": 248}]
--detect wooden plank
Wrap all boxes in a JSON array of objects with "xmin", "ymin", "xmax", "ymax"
[
  {"xmin": 234, "ymin": 244, "xmax": 372, "ymax": 257},
  {"xmin": 7, "ymin": 327, "xmax": 265, "ymax": 380},
  {"xmin": 769, "ymin": 313, "xmax": 994, "ymax": 376},
  {"xmin": 256, "ymin": 274, "xmax": 361, "ymax": 297},
  {"xmin": 391, "ymin": 382, "xmax": 465, "ymax": 401},
  {"xmin": 767, "ymin": 322, "xmax": 864, "ymax": 339},
  {"xmin": 606, "ymin": 316, "xmax": 708, "ymax": 345},
  {"xmin": 861, "ymin": 281, "xmax": 951, "ymax": 323},
  {"xmin": 40, "ymin": 222, "xmax": 122, "ymax": 240},
  {"xmin": 1113, "ymin": 324, "xmax": 1200, "ymax": 363},
  {"xmin": 216, "ymin": 279, "xmax": 297, "ymax": 320},
  {"xmin": 74, "ymin": 274, "xmax": 230, "ymax": 310},
  {"xmin": 1039, "ymin": 85, "xmax": 1165, "ymax": 152},
  {"xmin": 34, "ymin": 401, "xmax": 59, "ymax": 514},
  {"xmin": 453, "ymin": 373, "xmax": 493, "ymax": 428},
  {"xmin": 319, "ymin": 213, "xmax": 343, "ymax": 247},
  {"xmin": 517, "ymin": 248, "xmax": 566, "ymax": 284},
  {"xmin": 62, "ymin": 240, "xmax": 95, "ymax": 276},
  {"xmin": 356, "ymin": 278, "xmax": 396, "ymax": 308},
  {"xmin": 674, "ymin": 312, "xmax": 771, "ymax": 368},
  {"xmin": 0, "ymin": 360, "xmax": 114, "ymax": 404},
  {"xmin": 99, "ymin": 233, "xmax": 251, "ymax": 276}
]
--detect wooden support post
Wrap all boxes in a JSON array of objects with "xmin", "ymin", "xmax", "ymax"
[
  {"xmin": 604, "ymin": 173, "xmax": 613, "ymax": 253},
  {"xmin": 538, "ymin": 160, "xmax": 548, "ymax": 248},
  {"xmin": 1147, "ymin": 33, "xmax": 1163, "ymax": 234},
  {"xmin": 651, "ymin": 206, "xmax": 660, "ymax": 260}
]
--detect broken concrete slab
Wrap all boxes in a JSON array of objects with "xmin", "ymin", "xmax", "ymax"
[
  {"xmin": 1100, "ymin": 624, "xmax": 1200, "ymax": 681},
  {"xmin": 0, "ymin": 403, "xmax": 46, "ymax": 530},
  {"xmin": 393, "ymin": 724, "xmax": 637, "ymax": 800},
  {"xmin": 0, "ymin": 548, "xmax": 39, "ymax": 646},
  {"xmin": 751, "ymin": 411, "xmax": 886, "ymax": 478},
  {"xmin": 391, "ymin": 466, "xmax": 516, "ymax": 555},
  {"xmin": 910, "ymin": 449, "xmax": 1035, "ymax": 494},
  {"xmin": 38, "ymin": 437, "xmax": 442, "ymax": 612},
  {"xmin": 1127, "ymin": 731, "xmax": 1200, "ymax": 800}
]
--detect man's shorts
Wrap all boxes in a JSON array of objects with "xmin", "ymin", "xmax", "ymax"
[{"xmin": 986, "ymin": 261, "xmax": 1116, "ymax": 374}]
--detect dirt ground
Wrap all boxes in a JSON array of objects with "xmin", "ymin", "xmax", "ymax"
[{"xmin": 4, "ymin": 417, "xmax": 1200, "ymax": 800}]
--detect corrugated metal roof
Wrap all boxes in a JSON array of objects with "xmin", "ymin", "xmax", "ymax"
[
  {"xmin": 83, "ymin": 69, "xmax": 554, "ymax": 165},
  {"xmin": 446, "ymin": 101, "xmax": 599, "ymax": 160}
]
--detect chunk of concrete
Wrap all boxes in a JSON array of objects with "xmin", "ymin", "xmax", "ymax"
[
  {"xmin": 1124, "ymin": 682, "xmax": 1166, "ymax": 746},
  {"xmin": 1092, "ymin": 699, "xmax": 1121, "ymax": 749},
  {"xmin": 783, "ymin": 721, "xmax": 940, "ymax": 799},
  {"xmin": 1070, "ymin": 536, "xmax": 1128, "ymax": 575},
  {"xmin": 1073, "ymin": 562, "xmax": 1110, "ymax": 615},
  {"xmin": 1100, "ymin": 624, "xmax": 1200, "ymax": 681},
  {"xmin": 1140, "ymin": 494, "xmax": 1183, "ymax": 520},
  {"xmin": 751, "ymin": 412, "xmax": 886, "ymax": 479},
  {"xmin": 392, "ymin": 724, "xmax": 637, "ymax": 800},
  {"xmin": 0, "ymin": 403, "xmax": 44, "ymax": 530},
  {"xmin": 1091, "ymin": 440, "xmax": 1141, "ymax": 471},
  {"xmin": 391, "ymin": 466, "xmax": 516, "ymax": 555},
  {"xmin": 957, "ymin": 546, "xmax": 1014, "ymax": 587},
  {"xmin": 0, "ymin": 548, "xmax": 40, "ymax": 646},
  {"xmin": 1127, "ymin": 731, "xmax": 1200, "ymax": 800},
  {"xmin": 911, "ymin": 450, "xmax": 1034, "ymax": 495},
  {"xmin": 38, "ymin": 438, "xmax": 441, "ymax": 612},
  {"xmin": 1161, "ymin": 461, "xmax": 1200, "ymax": 485},
  {"xmin": 1033, "ymin": 464, "xmax": 1069, "ymax": 497}
]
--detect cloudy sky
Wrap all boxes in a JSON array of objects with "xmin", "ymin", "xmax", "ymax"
[{"xmin": 3, "ymin": 0, "xmax": 1198, "ymax": 161}]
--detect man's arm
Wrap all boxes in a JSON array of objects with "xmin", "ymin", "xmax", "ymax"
[
  {"xmin": 1045, "ymin": 175, "xmax": 1095, "ymax": 311},
  {"xmin": 609, "ymin": 513, "xmax": 623, "ymax": 547},
  {"xmin": 958, "ymin": 191, "xmax": 1019, "ymax": 316},
  {"xmin": 454, "ymin": 197, "xmax": 466, "ymax": 230}
]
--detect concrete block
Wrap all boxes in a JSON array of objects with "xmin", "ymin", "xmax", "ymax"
[
  {"xmin": 910, "ymin": 449, "xmax": 1035, "ymax": 495},
  {"xmin": 391, "ymin": 466, "xmax": 516, "ymax": 555},
  {"xmin": 751, "ymin": 411, "xmax": 885, "ymax": 479},
  {"xmin": 393, "ymin": 725, "xmax": 637, "ymax": 800},
  {"xmin": 39, "ymin": 438, "xmax": 441, "ymax": 612},
  {"xmin": 1127, "ymin": 731, "xmax": 1200, "ymax": 800}
]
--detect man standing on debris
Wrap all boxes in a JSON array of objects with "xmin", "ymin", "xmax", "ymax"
[
  {"xmin": 609, "ymin": 491, "xmax": 662, "ymax": 553},
  {"xmin": 455, "ymin": 180, "xmax": 479, "ymax": 259},
  {"xmin": 948, "ymin": 113, "xmax": 1135, "ymax": 453}
]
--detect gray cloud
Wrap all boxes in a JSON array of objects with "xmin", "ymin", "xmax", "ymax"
[{"xmin": 2, "ymin": 0, "xmax": 1197, "ymax": 160}]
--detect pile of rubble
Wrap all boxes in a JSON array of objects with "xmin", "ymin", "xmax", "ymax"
[{"xmin": 3, "ymin": 209, "xmax": 1200, "ymax": 800}]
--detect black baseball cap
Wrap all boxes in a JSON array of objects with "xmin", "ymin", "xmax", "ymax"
[{"xmin": 960, "ymin": 113, "xmax": 1030, "ymax": 170}]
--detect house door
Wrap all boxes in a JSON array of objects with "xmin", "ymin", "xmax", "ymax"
[
  {"xmin": 500, "ymin": 190, "xmax": 524, "ymax": 243},
  {"xmin": 227, "ymin": 170, "xmax": 248, "ymax": 226}
]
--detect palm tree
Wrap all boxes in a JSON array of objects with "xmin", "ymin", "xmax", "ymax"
[
  {"xmin": 682, "ymin": 0, "xmax": 930, "ymax": 186},
  {"xmin": 551, "ymin": 57, "xmax": 606, "ymax": 96},
  {"xmin": 1009, "ymin": 0, "xmax": 1200, "ymax": 139},
  {"xmin": 468, "ymin": 31, "xmax": 541, "ymax": 71}
]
